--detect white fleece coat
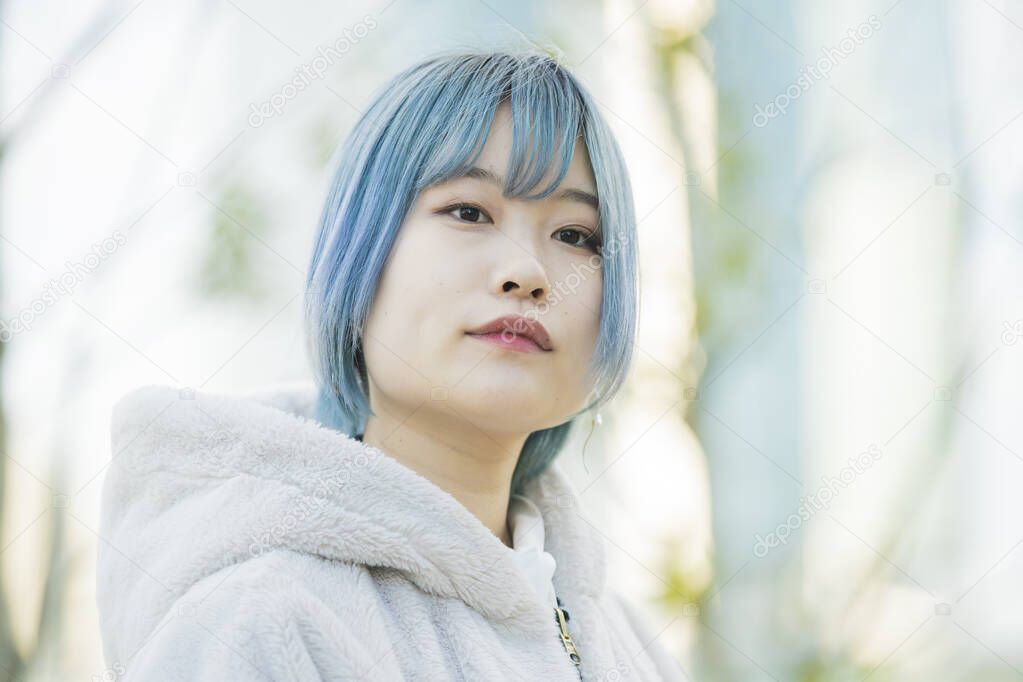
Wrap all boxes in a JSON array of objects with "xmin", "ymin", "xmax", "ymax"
[{"xmin": 96, "ymin": 383, "xmax": 685, "ymax": 681}]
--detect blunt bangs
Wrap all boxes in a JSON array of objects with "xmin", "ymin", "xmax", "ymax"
[{"xmin": 305, "ymin": 49, "xmax": 638, "ymax": 493}]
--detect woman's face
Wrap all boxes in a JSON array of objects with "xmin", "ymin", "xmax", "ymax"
[{"xmin": 361, "ymin": 103, "xmax": 604, "ymax": 436}]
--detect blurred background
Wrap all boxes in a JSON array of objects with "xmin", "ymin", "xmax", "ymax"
[{"xmin": 2, "ymin": 0, "xmax": 1022, "ymax": 679}]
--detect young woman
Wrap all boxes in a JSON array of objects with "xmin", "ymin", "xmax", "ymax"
[{"xmin": 97, "ymin": 49, "xmax": 684, "ymax": 681}]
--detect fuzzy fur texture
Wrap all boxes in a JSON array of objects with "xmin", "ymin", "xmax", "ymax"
[{"xmin": 96, "ymin": 382, "xmax": 685, "ymax": 680}]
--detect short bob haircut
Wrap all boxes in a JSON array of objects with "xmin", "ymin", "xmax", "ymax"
[{"xmin": 304, "ymin": 48, "xmax": 639, "ymax": 495}]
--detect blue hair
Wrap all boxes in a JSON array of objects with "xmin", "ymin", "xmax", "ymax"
[{"xmin": 304, "ymin": 48, "xmax": 639, "ymax": 494}]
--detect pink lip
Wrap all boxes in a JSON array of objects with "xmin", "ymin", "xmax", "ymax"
[
  {"xmin": 465, "ymin": 314, "xmax": 553, "ymax": 353},
  {"xmin": 467, "ymin": 332, "xmax": 547, "ymax": 353}
]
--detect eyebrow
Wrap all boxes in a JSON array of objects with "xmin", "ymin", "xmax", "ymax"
[{"xmin": 456, "ymin": 166, "xmax": 599, "ymax": 211}]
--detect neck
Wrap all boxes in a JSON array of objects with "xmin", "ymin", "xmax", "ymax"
[{"xmin": 361, "ymin": 400, "xmax": 527, "ymax": 549}]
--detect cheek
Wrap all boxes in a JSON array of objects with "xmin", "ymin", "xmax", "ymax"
[
  {"xmin": 566, "ymin": 266, "xmax": 603, "ymax": 340},
  {"xmin": 547, "ymin": 265, "xmax": 602, "ymax": 372},
  {"xmin": 379, "ymin": 218, "xmax": 479, "ymax": 296},
  {"xmin": 362, "ymin": 223, "xmax": 464, "ymax": 386},
  {"xmin": 585, "ymin": 272, "xmax": 603, "ymax": 332}
]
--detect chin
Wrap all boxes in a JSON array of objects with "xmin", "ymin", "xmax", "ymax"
[{"xmin": 447, "ymin": 391, "xmax": 549, "ymax": 429}]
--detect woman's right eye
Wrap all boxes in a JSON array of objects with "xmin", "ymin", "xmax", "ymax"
[{"xmin": 441, "ymin": 203, "xmax": 491, "ymax": 224}]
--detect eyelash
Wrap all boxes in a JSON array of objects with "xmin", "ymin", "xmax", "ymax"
[{"xmin": 437, "ymin": 202, "xmax": 602, "ymax": 252}]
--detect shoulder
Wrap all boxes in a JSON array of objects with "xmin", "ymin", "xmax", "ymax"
[{"xmin": 125, "ymin": 551, "xmax": 402, "ymax": 681}]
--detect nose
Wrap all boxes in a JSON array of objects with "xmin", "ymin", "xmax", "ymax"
[{"xmin": 494, "ymin": 254, "xmax": 551, "ymax": 301}]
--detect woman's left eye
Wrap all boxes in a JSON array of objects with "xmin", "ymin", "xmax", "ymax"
[{"xmin": 554, "ymin": 227, "xmax": 599, "ymax": 250}]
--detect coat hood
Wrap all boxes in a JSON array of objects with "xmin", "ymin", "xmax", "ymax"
[{"xmin": 96, "ymin": 381, "xmax": 608, "ymax": 667}]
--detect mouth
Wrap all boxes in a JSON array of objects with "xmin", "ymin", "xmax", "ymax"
[{"xmin": 465, "ymin": 314, "xmax": 553, "ymax": 353}]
